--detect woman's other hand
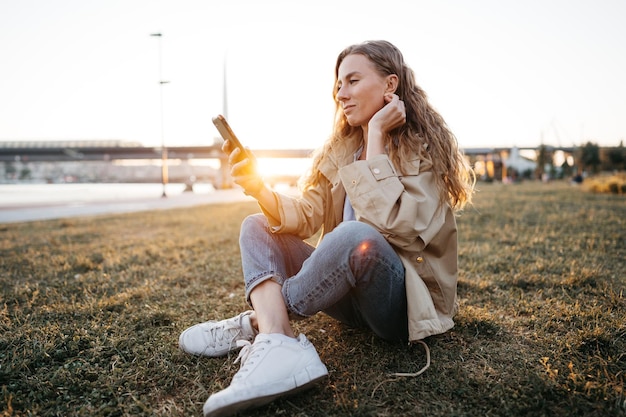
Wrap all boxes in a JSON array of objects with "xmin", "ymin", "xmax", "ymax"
[
  {"xmin": 366, "ymin": 94, "xmax": 406, "ymax": 158},
  {"xmin": 369, "ymin": 93, "xmax": 406, "ymax": 134}
]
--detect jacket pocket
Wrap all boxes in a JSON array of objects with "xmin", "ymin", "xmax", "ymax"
[{"xmin": 413, "ymin": 253, "xmax": 445, "ymax": 307}]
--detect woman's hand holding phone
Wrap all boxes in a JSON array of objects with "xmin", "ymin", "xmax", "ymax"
[
  {"xmin": 212, "ymin": 114, "xmax": 267, "ymax": 197},
  {"xmin": 221, "ymin": 139, "xmax": 264, "ymax": 196}
]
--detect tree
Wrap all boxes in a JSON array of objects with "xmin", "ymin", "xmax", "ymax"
[
  {"xmin": 19, "ymin": 166, "xmax": 32, "ymax": 180},
  {"xmin": 607, "ymin": 141, "xmax": 625, "ymax": 171},
  {"xmin": 4, "ymin": 162, "xmax": 16, "ymax": 179},
  {"xmin": 535, "ymin": 145, "xmax": 547, "ymax": 179},
  {"xmin": 580, "ymin": 142, "xmax": 601, "ymax": 173}
]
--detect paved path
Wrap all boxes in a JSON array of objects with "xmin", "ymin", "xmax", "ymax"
[{"xmin": 0, "ymin": 189, "xmax": 254, "ymax": 224}]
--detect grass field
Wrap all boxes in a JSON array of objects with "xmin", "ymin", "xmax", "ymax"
[{"xmin": 1, "ymin": 181, "xmax": 624, "ymax": 417}]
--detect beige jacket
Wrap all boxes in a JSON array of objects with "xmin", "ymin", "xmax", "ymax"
[{"xmin": 260, "ymin": 142, "xmax": 458, "ymax": 342}]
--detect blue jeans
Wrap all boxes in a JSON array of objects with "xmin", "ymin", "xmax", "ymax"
[{"xmin": 239, "ymin": 214, "xmax": 408, "ymax": 342}]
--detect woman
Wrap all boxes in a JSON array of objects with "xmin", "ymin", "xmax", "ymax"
[{"xmin": 179, "ymin": 40, "xmax": 475, "ymax": 417}]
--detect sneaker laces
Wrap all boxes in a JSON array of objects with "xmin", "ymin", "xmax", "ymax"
[
  {"xmin": 205, "ymin": 318, "xmax": 243, "ymax": 348},
  {"xmin": 233, "ymin": 340, "xmax": 253, "ymax": 366},
  {"xmin": 232, "ymin": 338, "xmax": 269, "ymax": 378}
]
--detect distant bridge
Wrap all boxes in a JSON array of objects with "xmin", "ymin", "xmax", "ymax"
[
  {"xmin": 0, "ymin": 140, "xmax": 313, "ymax": 162},
  {"xmin": 0, "ymin": 140, "xmax": 576, "ymax": 163},
  {"xmin": 0, "ymin": 140, "xmax": 577, "ymax": 185}
]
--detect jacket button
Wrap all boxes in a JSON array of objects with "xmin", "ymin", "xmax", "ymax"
[
  {"xmin": 416, "ymin": 256, "xmax": 424, "ymax": 263},
  {"xmin": 373, "ymin": 168, "xmax": 380, "ymax": 174}
]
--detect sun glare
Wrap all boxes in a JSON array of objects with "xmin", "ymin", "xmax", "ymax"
[{"xmin": 256, "ymin": 158, "xmax": 311, "ymax": 178}]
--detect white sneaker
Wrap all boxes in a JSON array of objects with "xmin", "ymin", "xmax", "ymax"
[
  {"xmin": 203, "ymin": 333, "xmax": 328, "ymax": 417},
  {"xmin": 178, "ymin": 311, "xmax": 257, "ymax": 357}
]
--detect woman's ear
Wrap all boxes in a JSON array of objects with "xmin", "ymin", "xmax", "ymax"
[{"xmin": 386, "ymin": 74, "xmax": 399, "ymax": 93}]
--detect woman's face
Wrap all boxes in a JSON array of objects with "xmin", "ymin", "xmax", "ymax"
[{"xmin": 336, "ymin": 54, "xmax": 389, "ymax": 127}]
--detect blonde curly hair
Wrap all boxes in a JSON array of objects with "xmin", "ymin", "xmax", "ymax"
[{"xmin": 300, "ymin": 40, "xmax": 474, "ymax": 211}]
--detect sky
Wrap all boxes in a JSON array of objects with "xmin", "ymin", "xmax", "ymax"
[{"xmin": 1, "ymin": 0, "xmax": 625, "ymax": 152}]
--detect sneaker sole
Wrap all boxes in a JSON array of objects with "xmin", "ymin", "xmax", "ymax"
[{"xmin": 203, "ymin": 363, "xmax": 328, "ymax": 417}]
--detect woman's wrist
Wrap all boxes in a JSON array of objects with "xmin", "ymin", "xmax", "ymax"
[
  {"xmin": 366, "ymin": 131, "xmax": 386, "ymax": 158},
  {"xmin": 243, "ymin": 179, "xmax": 267, "ymax": 198}
]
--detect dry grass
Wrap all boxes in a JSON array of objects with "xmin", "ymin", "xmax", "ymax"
[
  {"xmin": 1, "ymin": 181, "xmax": 624, "ymax": 416},
  {"xmin": 582, "ymin": 173, "xmax": 626, "ymax": 194}
]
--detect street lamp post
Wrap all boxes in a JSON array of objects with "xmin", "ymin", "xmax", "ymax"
[{"xmin": 150, "ymin": 32, "xmax": 169, "ymax": 198}]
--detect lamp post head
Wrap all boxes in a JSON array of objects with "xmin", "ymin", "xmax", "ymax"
[{"xmin": 150, "ymin": 33, "xmax": 162, "ymax": 37}]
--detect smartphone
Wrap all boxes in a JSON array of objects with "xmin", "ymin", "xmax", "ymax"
[{"xmin": 212, "ymin": 114, "xmax": 251, "ymax": 160}]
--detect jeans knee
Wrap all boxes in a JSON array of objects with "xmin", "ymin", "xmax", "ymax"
[
  {"xmin": 335, "ymin": 220, "xmax": 376, "ymax": 238},
  {"xmin": 240, "ymin": 213, "xmax": 268, "ymax": 239},
  {"xmin": 330, "ymin": 221, "xmax": 385, "ymax": 251}
]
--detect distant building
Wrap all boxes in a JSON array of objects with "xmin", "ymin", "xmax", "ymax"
[{"xmin": 504, "ymin": 147, "xmax": 537, "ymax": 178}]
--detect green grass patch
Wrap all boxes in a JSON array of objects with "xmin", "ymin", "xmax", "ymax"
[{"xmin": 1, "ymin": 181, "xmax": 624, "ymax": 416}]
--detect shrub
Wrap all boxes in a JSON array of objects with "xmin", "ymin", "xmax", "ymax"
[{"xmin": 582, "ymin": 173, "xmax": 626, "ymax": 194}]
